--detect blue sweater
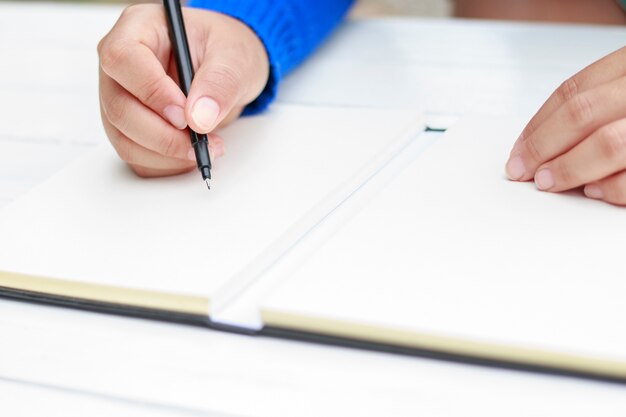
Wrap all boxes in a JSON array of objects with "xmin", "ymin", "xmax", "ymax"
[{"xmin": 188, "ymin": 0, "xmax": 354, "ymax": 114}]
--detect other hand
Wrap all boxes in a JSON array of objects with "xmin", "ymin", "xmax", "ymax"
[{"xmin": 506, "ymin": 47, "xmax": 626, "ymax": 205}]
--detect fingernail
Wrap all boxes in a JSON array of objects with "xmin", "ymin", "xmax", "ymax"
[
  {"xmin": 534, "ymin": 168, "xmax": 554, "ymax": 191},
  {"xmin": 191, "ymin": 97, "xmax": 220, "ymax": 132},
  {"xmin": 163, "ymin": 105, "xmax": 187, "ymax": 130},
  {"xmin": 506, "ymin": 155, "xmax": 526, "ymax": 180},
  {"xmin": 186, "ymin": 149, "xmax": 196, "ymax": 162},
  {"xmin": 584, "ymin": 184, "xmax": 603, "ymax": 199}
]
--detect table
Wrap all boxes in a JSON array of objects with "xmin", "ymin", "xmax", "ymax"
[{"xmin": 1, "ymin": 2, "xmax": 626, "ymax": 415}]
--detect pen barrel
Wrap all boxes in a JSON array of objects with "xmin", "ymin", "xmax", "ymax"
[
  {"xmin": 163, "ymin": 0, "xmax": 194, "ymax": 96},
  {"xmin": 191, "ymin": 131, "xmax": 212, "ymax": 171},
  {"xmin": 164, "ymin": 0, "xmax": 212, "ymax": 181}
]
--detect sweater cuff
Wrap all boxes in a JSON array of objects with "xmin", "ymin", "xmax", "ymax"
[{"xmin": 187, "ymin": 0, "xmax": 296, "ymax": 115}]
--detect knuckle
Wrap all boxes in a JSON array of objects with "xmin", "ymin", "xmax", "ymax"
[
  {"xmin": 99, "ymin": 38, "xmax": 131, "ymax": 74},
  {"xmin": 519, "ymin": 118, "xmax": 537, "ymax": 142},
  {"xmin": 523, "ymin": 137, "xmax": 545, "ymax": 164},
  {"xmin": 553, "ymin": 161, "xmax": 579, "ymax": 186},
  {"xmin": 155, "ymin": 128, "xmax": 183, "ymax": 157},
  {"xmin": 565, "ymin": 93, "xmax": 594, "ymax": 126},
  {"xmin": 597, "ymin": 125, "xmax": 626, "ymax": 162},
  {"xmin": 557, "ymin": 77, "xmax": 579, "ymax": 103},
  {"xmin": 104, "ymin": 92, "xmax": 128, "ymax": 129},
  {"xmin": 139, "ymin": 74, "xmax": 170, "ymax": 106},
  {"xmin": 96, "ymin": 36, "xmax": 107, "ymax": 57},
  {"xmin": 120, "ymin": 3, "xmax": 142, "ymax": 18},
  {"xmin": 101, "ymin": 4, "xmax": 159, "ymax": 62},
  {"xmin": 201, "ymin": 65, "xmax": 244, "ymax": 101}
]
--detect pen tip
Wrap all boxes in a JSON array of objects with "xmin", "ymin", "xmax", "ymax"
[{"xmin": 205, "ymin": 178, "xmax": 211, "ymax": 190}]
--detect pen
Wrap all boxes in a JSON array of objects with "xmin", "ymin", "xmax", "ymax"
[{"xmin": 163, "ymin": 0, "xmax": 212, "ymax": 190}]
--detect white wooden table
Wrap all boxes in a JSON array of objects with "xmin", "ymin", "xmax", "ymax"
[{"xmin": 1, "ymin": 2, "xmax": 626, "ymax": 415}]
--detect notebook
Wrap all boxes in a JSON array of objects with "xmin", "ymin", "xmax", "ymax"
[
  {"xmin": 1, "ymin": 106, "xmax": 625, "ymax": 382},
  {"xmin": 260, "ymin": 116, "xmax": 626, "ymax": 382},
  {"xmin": 0, "ymin": 104, "xmax": 423, "ymax": 321}
]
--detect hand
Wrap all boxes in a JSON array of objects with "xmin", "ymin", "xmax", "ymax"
[
  {"xmin": 97, "ymin": 4, "xmax": 270, "ymax": 177},
  {"xmin": 506, "ymin": 47, "xmax": 626, "ymax": 205}
]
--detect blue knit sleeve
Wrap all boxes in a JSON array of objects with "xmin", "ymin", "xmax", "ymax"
[{"xmin": 187, "ymin": 0, "xmax": 354, "ymax": 115}]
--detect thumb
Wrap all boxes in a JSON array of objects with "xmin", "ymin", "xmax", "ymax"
[
  {"xmin": 184, "ymin": 11, "xmax": 270, "ymax": 134},
  {"xmin": 186, "ymin": 60, "xmax": 249, "ymax": 134}
]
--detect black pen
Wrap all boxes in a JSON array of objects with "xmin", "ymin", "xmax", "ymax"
[{"xmin": 163, "ymin": 0, "xmax": 212, "ymax": 189}]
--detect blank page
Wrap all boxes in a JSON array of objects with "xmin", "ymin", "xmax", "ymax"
[
  {"xmin": 0, "ymin": 104, "xmax": 422, "ymax": 316},
  {"xmin": 261, "ymin": 116, "xmax": 626, "ymax": 377}
]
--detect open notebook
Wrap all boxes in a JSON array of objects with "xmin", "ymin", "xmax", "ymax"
[
  {"xmin": 260, "ymin": 116, "xmax": 626, "ymax": 382},
  {"xmin": 0, "ymin": 104, "xmax": 423, "ymax": 320},
  {"xmin": 1, "ymin": 105, "xmax": 625, "ymax": 382}
]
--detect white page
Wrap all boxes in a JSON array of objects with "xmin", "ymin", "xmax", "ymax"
[
  {"xmin": 262, "ymin": 115, "xmax": 626, "ymax": 365},
  {"xmin": 0, "ymin": 104, "xmax": 422, "ymax": 312},
  {"xmin": 0, "ymin": 138, "xmax": 95, "ymax": 208}
]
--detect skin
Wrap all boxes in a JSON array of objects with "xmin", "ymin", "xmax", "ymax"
[
  {"xmin": 505, "ymin": 47, "xmax": 626, "ymax": 205},
  {"xmin": 99, "ymin": 2, "xmax": 626, "ymax": 206},
  {"xmin": 97, "ymin": 4, "xmax": 269, "ymax": 177},
  {"xmin": 457, "ymin": 0, "xmax": 626, "ymax": 205},
  {"xmin": 455, "ymin": 0, "xmax": 626, "ymax": 205}
]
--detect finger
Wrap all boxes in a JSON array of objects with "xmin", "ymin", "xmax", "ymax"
[
  {"xmin": 513, "ymin": 46, "xmax": 626, "ymax": 149},
  {"xmin": 533, "ymin": 118, "xmax": 626, "ymax": 192},
  {"xmin": 584, "ymin": 171, "xmax": 626, "ymax": 206},
  {"xmin": 128, "ymin": 135, "xmax": 224, "ymax": 178},
  {"xmin": 100, "ymin": 69, "xmax": 194, "ymax": 161},
  {"xmin": 102, "ymin": 110, "xmax": 225, "ymax": 174},
  {"xmin": 101, "ymin": 107, "xmax": 196, "ymax": 172},
  {"xmin": 129, "ymin": 164, "xmax": 196, "ymax": 178},
  {"xmin": 98, "ymin": 4, "xmax": 188, "ymax": 129},
  {"xmin": 506, "ymin": 76, "xmax": 626, "ymax": 182},
  {"xmin": 100, "ymin": 70, "xmax": 226, "ymax": 166},
  {"xmin": 186, "ymin": 15, "xmax": 269, "ymax": 133}
]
